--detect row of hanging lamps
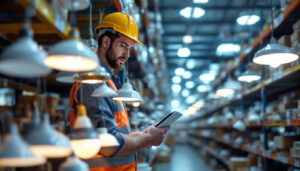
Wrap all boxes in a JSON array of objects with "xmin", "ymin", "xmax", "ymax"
[
  {"xmin": 44, "ymin": 0, "xmax": 99, "ymax": 72},
  {"xmin": 25, "ymin": 105, "xmax": 72, "ymax": 158},
  {"xmin": 70, "ymin": 104, "xmax": 101, "ymax": 159},
  {"xmin": 238, "ymin": 69, "xmax": 261, "ymax": 83},
  {"xmin": 253, "ymin": 0, "xmax": 298, "ymax": 67},
  {"xmin": 0, "ymin": 0, "xmax": 51, "ymax": 78}
]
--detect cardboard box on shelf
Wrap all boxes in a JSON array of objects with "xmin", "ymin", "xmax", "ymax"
[
  {"xmin": 278, "ymin": 35, "xmax": 291, "ymax": 47},
  {"xmin": 274, "ymin": 136, "xmax": 300, "ymax": 149},
  {"xmin": 290, "ymin": 148, "xmax": 300, "ymax": 159},
  {"xmin": 247, "ymin": 155, "xmax": 258, "ymax": 167},
  {"xmin": 230, "ymin": 157, "xmax": 248, "ymax": 171},
  {"xmin": 293, "ymin": 141, "xmax": 300, "ymax": 149}
]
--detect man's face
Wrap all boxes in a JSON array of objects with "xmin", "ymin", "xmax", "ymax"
[{"xmin": 105, "ymin": 36, "xmax": 135, "ymax": 71}]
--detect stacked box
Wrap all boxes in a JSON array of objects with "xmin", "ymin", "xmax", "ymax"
[
  {"xmin": 230, "ymin": 157, "xmax": 248, "ymax": 171},
  {"xmin": 290, "ymin": 141, "xmax": 300, "ymax": 159},
  {"xmin": 274, "ymin": 136, "xmax": 300, "ymax": 149}
]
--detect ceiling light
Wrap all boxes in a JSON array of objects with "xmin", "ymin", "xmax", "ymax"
[
  {"xmin": 59, "ymin": 154, "xmax": 89, "ymax": 171},
  {"xmin": 216, "ymin": 78, "xmax": 241, "ymax": 97},
  {"xmin": 185, "ymin": 81, "xmax": 195, "ymax": 89},
  {"xmin": 171, "ymin": 100, "xmax": 180, "ymax": 107},
  {"xmin": 180, "ymin": 7, "xmax": 192, "ymax": 18},
  {"xmin": 194, "ymin": 101, "xmax": 204, "ymax": 108},
  {"xmin": 91, "ymin": 82, "xmax": 117, "ymax": 97},
  {"xmin": 0, "ymin": 123, "xmax": 46, "ymax": 167},
  {"xmin": 253, "ymin": 41, "xmax": 298, "ymax": 67},
  {"xmin": 175, "ymin": 68, "xmax": 185, "ymax": 76},
  {"xmin": 113, "ymin": 82, "xmax": 143, "ymax": 102},
  {"xmin": 73, "ymin": 66, "xmax": 111, "ymax": 84},
  {"xmin": 216, "ymin": 43, "xmax": 240, "ymax": 56},
  {"xmin": 26, "ymin": 114, "xmax": 72, "ymax": 158},
  {"xmin": 71, "ymin": 105, "xmax": 101, "ymax": 159},
  {"xmin": 238, "ymin": 70, "xmax": 261, "ymax": 83},
  {"xmin": 193, "ymin": 7, "xmax": 205, "ymax": 18},
  {"xmin": 172, "ymin": 76, "xmax": 182, "ymax": 83},
  {"xmin": 97, "ymin": 121, "xmax": 120, "ymax": 148},
  {"xmin": 183, "ymin": 71, "xmax": 192, "ymax": 79},
  {"xmin": 197, "ymin": 85, "xmax": 211, "ymax": 92},
  {"xmin": 199, "ymin": 73, "xmax": 215, "ymax": 83},
  {"xmin": 186, "ymin": 59, "xmax": 196, "ymax": 69},
  {"xmin": 56, "ymin": 71, "xmax": 76, "ymax": 83},
  {"xmin": 183, "ymin": 35, "xmax": 193, "ymax": 44},
  {"xmin": 182, "ymin": 89, "xmax": 190, "ymax": 97},
  {"xmin": 177, "ymin": 47, "xmax": 190, "ymax": 57},
  {"xmin": 58, "ymin": 0, "xmax": 90, "ymax": 11},
  {"xmin": 193, "ymin": 0, "xmax": 209, "ymax": 3},
  {"xmin": 186, "ymin": 96, "xmax": 196, "ymax": 104},
  {"xmin": 237, "ymin": 15, "xmax": 260, "ymax": 25},
  {"xmin": 172, "ymin": 84, "xmax": 181, "ymax": 93}
]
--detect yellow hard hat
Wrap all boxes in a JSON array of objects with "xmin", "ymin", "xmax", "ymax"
[{"xmin": 95, "ymin": 12, "xmax": 143, "ymax": 45}]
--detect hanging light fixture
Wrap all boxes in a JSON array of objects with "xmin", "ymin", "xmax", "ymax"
[
  {"xmin": 126, "ymin": 99, "xmax": 145, "ymax": 107},
  {"xmin": 25, "ymin": 113, "xmax": 72, "ymax": 158},
  {"xmin": 58, "ymin": 153, "xmax": 89, "ymax": 171},
  {"xmin": 56, "ymin": 71, "xmax": 77, "ymax": 83},
  {"xmin": 91, "ymin": 81, "xmax": 117, "ymax": 97},
  {"xmin": 73, "ymin": 66, "xmax": 111, "ymax": 84},
  {"xmin": 238, "ymin": 69, "xmax": 261, "ymax": 83},
  {"xmin": 216, "ymin": 77, "xmax": 242, "ymax": 97},
  {"xmin": 0, "ymin": 123, "xmax": 46, "ymax": 167},
  {"xmin": 253, "ymin": 0, "xmax": 298, "ymax": 67},
  {"xmin": 58, "ymin": 0, "xmax": 90, "ymax": 11},
  {"xmin": 70, "ymin": 104, "xmax": 101, "ymax": 159},
  {"xmin": 0, "ymin": 0, "xmax": 51, "ymax": 78},
  {"xmin": 112, "ymin": 82, "xmax": 143, "ymax": 102}
]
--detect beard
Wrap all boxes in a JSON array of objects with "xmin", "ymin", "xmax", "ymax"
[{"xmin": 105, "ymin": 44, "xmax": 126, "ymax": 71}]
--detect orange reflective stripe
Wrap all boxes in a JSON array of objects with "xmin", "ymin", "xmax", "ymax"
[{"xmin": 89, "ymin": 162, "xmax": 136, "ymax": 171}]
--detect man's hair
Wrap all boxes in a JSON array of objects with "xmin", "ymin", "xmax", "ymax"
[{"xmin": 97, "ymin": 31, "xmax": 120, "ymax": 49}]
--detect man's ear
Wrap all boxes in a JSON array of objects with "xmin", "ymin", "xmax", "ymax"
[{"xmin": 102, "ymin": 36, "xmax": 111, "ymax": 49}]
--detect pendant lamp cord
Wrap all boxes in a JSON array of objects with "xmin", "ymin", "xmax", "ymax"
[
  {"xmin": 89, "ymin": 2, "xmax": 93, "ymax": 38},
  {"xmin": 270, "ymin": 0, "xmax": 276, "ymax": 43}
]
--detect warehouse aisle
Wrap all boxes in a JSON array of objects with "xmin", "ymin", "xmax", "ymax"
[{"xmin": 155, "ymin": 144, "xmax": 218, "ymax": 171}]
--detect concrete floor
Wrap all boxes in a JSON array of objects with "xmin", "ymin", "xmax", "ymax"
[{"xmin": 155, "ymin": 144, "xmax": 220, "ymax": 171}]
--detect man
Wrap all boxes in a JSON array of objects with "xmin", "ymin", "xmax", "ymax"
[{"xmin": 70, "ymin": 12, "xmax": 169, "ymax": 171}]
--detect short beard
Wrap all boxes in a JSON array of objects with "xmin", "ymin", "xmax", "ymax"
[{"xmin": 105, "ymin": 42, "xmax": 125, "ymax": 71}]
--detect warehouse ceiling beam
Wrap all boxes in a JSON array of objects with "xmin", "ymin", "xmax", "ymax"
[
  {"xmin": 159, "ymin": 5, "xmax": 280, "ymax": 11},
  {"xmin": 0, "ymin": 23, "xmax": 56, "ymax": 35}
]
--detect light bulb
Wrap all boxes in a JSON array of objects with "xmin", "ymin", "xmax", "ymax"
[{"xmin": 71, "ymin": 139, "xmax": 101, "ymax": 159}]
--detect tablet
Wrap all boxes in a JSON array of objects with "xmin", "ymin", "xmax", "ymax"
[{"xmin": 155, "ymin": 111, "xmax": 182, "ymax": 128}]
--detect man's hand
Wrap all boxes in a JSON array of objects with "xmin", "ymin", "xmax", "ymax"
[{"xmin": 143, "ymin": 126, "xmax": 170, "ymax": 148}]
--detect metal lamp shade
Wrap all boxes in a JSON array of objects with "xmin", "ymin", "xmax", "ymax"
[
  {"xmin": 237, "ymin": 70, "xmax": 261, "ymax": 83},
  {"xmin": 91, "ymin": 82, "xmax": 117, "ymax": 97},
  {"xmin": 58, "ymin": 155, "xmax": 89, "ymax": 171},
  {"xmin": 0, "ymin": 124, "xmax": 46, "ymax": 167},
  {"xmin": 73, "ymin": 66, "xmax": 110, "ymax": 84},
  {"xmin": 253, "ymin": 43, "xmax": 299, "ymax": 67},
  {"xmin": 97, "ymin": 128, "xmax": 120, "ymax": 147},
  {"xmin": 56, "ymin": 71, "xmax": 76, "ymax": 83},
  {"xmin": 25, "ymin": 115, "xmax": 72, "ymax": 158},
  {"xmin": 113, "ymin": 82, "xmax": 143, "ymax": 102},
  {"xmin": 45, "ymin": 40, "xmax": 99, "ymax": 72},
  {"xmin": 58, "ymin": 0, "xmax": 90, "ymax": 11},
  {"xmin": 0, "ymin": 37, "xmax": 52, "ymax": 78}
]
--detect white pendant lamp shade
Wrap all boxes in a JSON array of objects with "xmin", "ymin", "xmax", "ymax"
[
  {"xmin": 0, "ymin": 37, "xmax": 52, "ymax": 78},
  {"xmin": 113, "ymin": 82, "xmax": 143, "ymax": 102},
  {"xmin": 238, "ymin": 70, "xmax": 261, "ymax": 83},
  {"xmin": 71, "ymin": 105, "xmax": 101, "ymax": 159},
  {"xmin": 91, "ymin": 82, "xmax": 117, "ymax": 97},
  {"xmin": 97, "ymin": 128, "xmax": 120, "ymax": 147},
  {"xmin": 56, "ymin": 71, "xmax": 76, "ymax": 83},
  {"xmin": 0, "ymin": 123, "xmax": 46, "ymax": 167},
  {"xmin": 253, "ymin": 43, "xmax": 299, "ymax": 67},
  {"xmin": 59, "ymin": 0, "xmax": 90, "ymax": 11},
  {"xmin": 59, "ymin": 155, "xmax": 89, "ymax": 171},
  {"xmin": 45, "ymin": 40, "xmax": 99, "ymax": 72},
  {"xmin": 73, "ymin": 66, "xmax": 111, "ymax": 84},
  {"xmin": 216, "ymin": 78, "xmax": 241, "ymax": 97},
  {"xmin": 25, "ymin": 114, "xmax": 72, "ymax": 158}
]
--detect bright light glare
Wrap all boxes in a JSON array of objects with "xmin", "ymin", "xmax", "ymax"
[
  {"xmin": 186, "ymin": 60, "xmax": 196, "ymax": 69},
  {"xmin": 185, "ymin": 81, "xmax": 195, "ymax": 89},
  {"xmin": 172, "ymin": 76, "xmax": 182, "ymax": 83},
  {"xmin": 216, "ymin": 88, "xmax": 234, "ymax": 97},
  {"xmin": 197, "ymin": 85, "xmax": 211, "ymax": 92},
  {"xmin": 182, "ymin": 89, "xmax": 190, "ymax": 97},
  {"xmin": 183, "ymin": 35, "xmax": 193, "ymax": 44},
  {"xmin": 183, "ymin": 71, "xmax": 192, "ymax": 79},
  {"xmin": 193, "ymin": 7, "xmax": 205, "ymax": 18},
  {"xmin": 237, "ymin": 15, "xmax": 260, "ymax": 25},
  {"xmin": 253, "ymin": 53, "xmax": 298, "ymax": 67},
  {"xmin": 199, "ymin": 73, "xmax": 215, "ymax": 83},
  {"xmin": 172, "ymin": 84, "xmax": 182, "ymax": 93},
  {"xmin": 175, "ymin": 68, "xmax": 185, "ymax": 76},
  {"xmin": 238, "ymin": 75, "xmax": 260, "ymax": 83},
  {"xmin": 193, "ymin": 0, "xmax": 209, "ymax": 3},
  {"xmin": 71, "ymin": 139, "xmax": 101, "ymax": 159},
  {"xmin": 177, "ymin": 47, "xmax": 190, "ymax": 57},
  {"xmin": 186, "ymin": 96, "xmax": 196, "ymax": 104},
  {"xmin": 171, "ymin": 100, "xmax": 180, "ymax": 107},
  {"xmin": 180, "ymin": 7, "xmax": 192, "ymax": 18},
  {"xmin": 216, "ymin": 43, "xmax": 240, "ymax": 56}
]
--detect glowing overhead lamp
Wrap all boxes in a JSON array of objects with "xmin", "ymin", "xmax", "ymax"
[
  {"xmin": 73, "ymin": 66, "xmax": 110, "ymax": 84},
  {"xmin": 71, "ymin": 105, "xmax": 101, "ymax": 159},
  {"xmin": 183, "ymin": 35, "xmax": 193, "ymax": 44},
  {"xmin": 126, "ymin": 99, "xmax": 145, "ymax": 107},
  {"xmin": 180, "ymin": 7, "xmax": 205, "ymax": 19},
  {"xmin": 0, "ymin": 123, "xmax": 46, "ymax": 167},
  {"xmin": 177, "ymin": 47, "xmax": 190, "ymax": 57},
  {"xmin": 58, "ymin": 0, "xmax": 90, "ymax": 11},
  {"xmin": 0, "ymin": 0, "xmax": 51, "ymax": 78},
  {"xmin": 193, "ymin": 0, "xmax": 209, "ymax": 3},
  {"xmin": 238, "ymin": 69, "xmax": 261, "ymax": 83},
  {"xmin": 216, "ymin": 78, "xmax": 242, "ymax": 97},
  {"xmin": 91, "ymin": 81, "xmax": 117, "ymax": 97},
  {"xmin": 56, "ymin": 71, "xmax": 76, "ymax": 83},
  {"xmin": 113, "ymin": 82, "xmax": 143, "ymax": 102},
  {"xmin": 25, "ymin": 113, "xmax": 72, "ymax": 158},
  {"xmin": 253, "ymin": 0, "xmax": 298, "ymax": 67},
  {"xmin": 58, "ymin": 154, "xmax": 89, "ymax": 171},
  {"xmin": 236, "ymin": 14, "xmax": 260, "ymax": 25},
  {"xmin": 216, "ymin": 43, "xmax": 240, "ymax": 56}
]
